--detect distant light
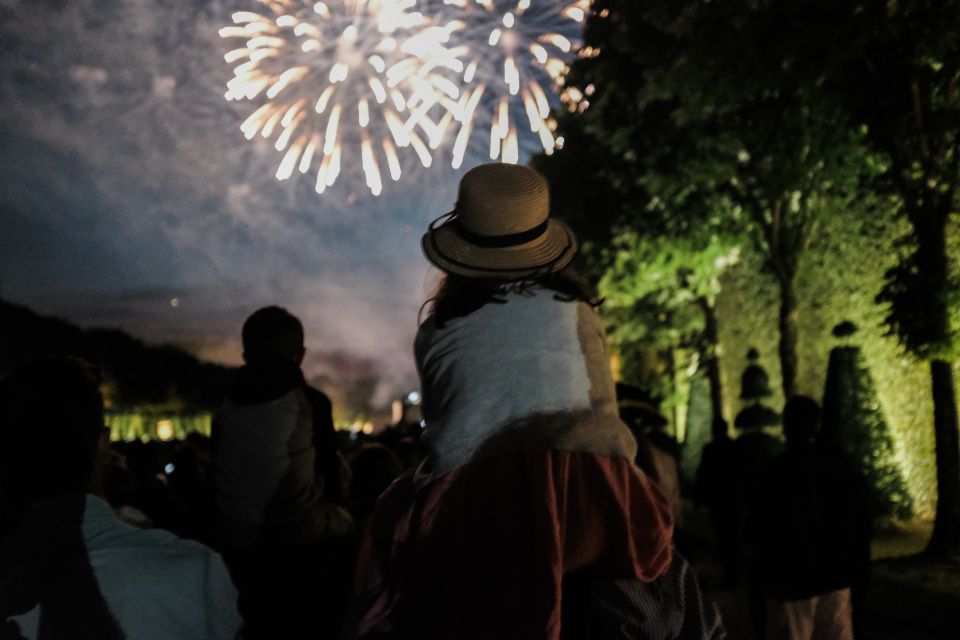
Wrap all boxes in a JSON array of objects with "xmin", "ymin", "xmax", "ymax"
[
  {"xmin": 406, "ymin": 391, "xmax": 421, "ymax": 404},
  {"xmin": 170, "ymin": 297, "xmax": 180, "ymax": 308},
  {"xmin": 419, "ymin": 420, "xmax": 427, "ymax": 429},
  {"xmin": 156, "ymin": 419, "xmax": 174, "ymax": 441},
  {"xmin": 164, "ymin": 463, "xmax": 176, "ymax": 474}
]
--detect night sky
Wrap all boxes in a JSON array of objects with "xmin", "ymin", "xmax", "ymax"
[{"xmin": 0, "ymin": 0, "xmax": 493, "ymax": 403}]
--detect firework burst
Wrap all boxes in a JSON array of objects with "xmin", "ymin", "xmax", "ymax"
[
  {"xmin": 221, "ymin": 0, "xmax": 460, "ymax": 196},
  {"xmin": 424, "ymin": 0, "xmax": 587, "ymax": 168}
]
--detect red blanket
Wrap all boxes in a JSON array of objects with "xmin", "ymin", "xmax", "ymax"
[{"xmin": 349, "ymin": 450, "xmax": 674, "ymax": 639}]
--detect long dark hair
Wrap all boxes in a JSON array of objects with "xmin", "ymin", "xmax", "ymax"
[{"xmin": 421, "ymin": 266, "xmax": 602, "ymax": 326}]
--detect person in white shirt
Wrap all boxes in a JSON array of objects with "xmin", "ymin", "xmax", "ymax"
[{"xmin": 0, "ymin": 357, "xmax": 242, "ymax": 640}]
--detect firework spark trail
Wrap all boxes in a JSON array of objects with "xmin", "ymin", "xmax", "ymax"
[
  {"xmin": 422, "ymin": 0, "xmax": 587, "ymax": 169},
  {"xmin": 221, "ymin": 0, "xmax": 460, "ymax": 197}
]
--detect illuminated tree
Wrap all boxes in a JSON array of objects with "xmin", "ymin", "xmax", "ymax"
[
  {"xmin": 538, "ymin": 0, "xmax": 881, "ymax": 402},
  {"xmin": 545, "ymin": 0, "xmax": 960, "ymax": 555},
  {"xmin": 600, "ymin": 231, "xmax": 741, "ymax": 424},
  {"xmin": 532, "ymin": 5, "xmax": 748, "ymax": 424},
  {"xmin": 824, "ymin": 0, "xmax": 960, "ymax": 556}
]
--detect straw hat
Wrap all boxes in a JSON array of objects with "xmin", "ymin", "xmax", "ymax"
[{"xmin": 422, "ymin": 163, "xmax": 578, "ymax": 279}]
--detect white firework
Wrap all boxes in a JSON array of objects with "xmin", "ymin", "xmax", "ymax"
[
  {"xmin": 423, "ymin": 0, "xmax": 588, "ymax": 168},
  {"xmin": 221, "ymin": 0, "xmax": 460, "ymax": 196}
]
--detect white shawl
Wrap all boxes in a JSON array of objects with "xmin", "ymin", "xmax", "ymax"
[{"xmin": 414, "ymin": 288, "xmax": 637, "ymax": 483}]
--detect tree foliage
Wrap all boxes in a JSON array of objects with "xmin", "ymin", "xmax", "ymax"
[
  {"xmin": 537, "ymin": 1, "xmax": 960, "ymax": 543},
  {"xmin": 600, "ymin": 232, "xmax": 739, "ymax": 355},
  {"xmin": 539, "ymin": 0, "xmax": 885, "ymax": 399},
  {"xmin": 798, "ymin": 0, "xmax": 960, "ymax": 360},
  {"xmin": 813, "ymin": 0, "xmax": 960, "ymax": 556},
  {"xmin": 0, "ymin": 299, "xmax": 231, "ymax": 411}
]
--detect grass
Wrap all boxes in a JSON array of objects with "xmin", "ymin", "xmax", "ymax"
[{"xmin": 682, "ymin": 504, "xmax": 960, "ymax": 639}]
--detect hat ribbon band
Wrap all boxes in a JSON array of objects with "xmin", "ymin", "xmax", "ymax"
[{"xmin": 455, "ymin": 220, "xmax": 549, "ymax": 248}]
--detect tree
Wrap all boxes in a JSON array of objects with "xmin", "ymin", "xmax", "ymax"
[
  {"xmin": 534, "ymin": 5, "xmax": 747, "ymax": 421},
  {"xmin": 600, "ymin": 231, "xmax": 741, "ymax": 424},
  {"xmin": 552, "ymin": 0, "xmax": 960, "ymax": 555},
  {"xmin": 539, "ymin": 0, "xmax": 880, "ymax": 400},
  {"xmin": 824, "ymin": 0, "xmax": 960, "ymax": 557}
]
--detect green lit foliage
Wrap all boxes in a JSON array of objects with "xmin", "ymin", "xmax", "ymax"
[
  {"xmin": 106, "ymin": 412, "xmax": 212, "ymax": 442},
  {"xmin": 602, "ymin": 235, "xmax": 740, "ymax": 315},
  {"xmin": 823, "ymin": 334, "xmax": 914, "ymax": 521},
  {"xmin": 601, "ymin": 234, "xmax": 739, "ymax": 346},
  {"xmin": 543, "ymin": 0, "xmax": 884, "ymax": 401},
  {"xmin": 879, "ymin": 232, "xmax": 960, "ymax": 361},
  {"xmin": 535, "ymin": 0, "xmax": 957, "ymax": 518},
  {"xmin": 598, "ymin": 232, "xmax": 740, "ymax": 424},
  {"xmin": 819, "ymin": 0, "xmax": 960, "ymax": 556},
  {"xmin": 827, "ymin": 0, "xmax": 960, "ymax": 361},
  {"xmin": 711, "ymin": 202, "xmax": 940, "ymax": 516},
  {"xmin": 534, "ymin": 1, "xmax": 754, "ymax": 418}
]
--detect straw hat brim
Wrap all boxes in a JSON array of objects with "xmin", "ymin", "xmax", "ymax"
[{"xmin": 422, "ymin": 216, "xmax": 578, "ymax": 279}]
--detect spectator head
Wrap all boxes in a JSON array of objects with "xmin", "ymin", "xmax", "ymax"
[
  {"xmin": 616, "ymin": 382, "xmax": 668, "ymax": 436},
  {"xmin": 242, "ymin": 306, "xmax": 306, "ymax": 365},
  {"xmin": 349, "ymin": 444, "xmax": 403, "ymax": 518},
  {"xmin": 711, "ymin": 417, "xmax": 730, "ymax": 440},
  {"xmin": 0, "ymin": 357, "xmax": 107, "ymax": 519},
  {"xmin": 782, "ymin": 395, "xmax": 821, "ymax": 444}
]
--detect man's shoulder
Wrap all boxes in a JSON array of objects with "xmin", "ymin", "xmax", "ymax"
[
  {"xmin": 88, "ymin": 519, "xmax": 219, "ymax": 564},
  {"xmin": 84, "ymin": 496, "xmax": 216, "ymax": 559},
  {"xmin": 85, "ymin": 525, "xmax": 241, "ymax": 638},
  {"xmin": 119, "ymin": 526, "xmax": 215, "ymax": 554}
]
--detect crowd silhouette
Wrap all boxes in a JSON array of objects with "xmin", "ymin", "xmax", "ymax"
[{"xmin": 0, "ymin": 164, "xmax": 874, "ymax": 640}]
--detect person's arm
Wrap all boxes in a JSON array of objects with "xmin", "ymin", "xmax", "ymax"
[
  {"xmin": 675, "ymin": 553, "xmax": 727, "ymax": 639},
  {"xmin": 584, "ymin": 551, "xmax": 726, "ymax": 640}
]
